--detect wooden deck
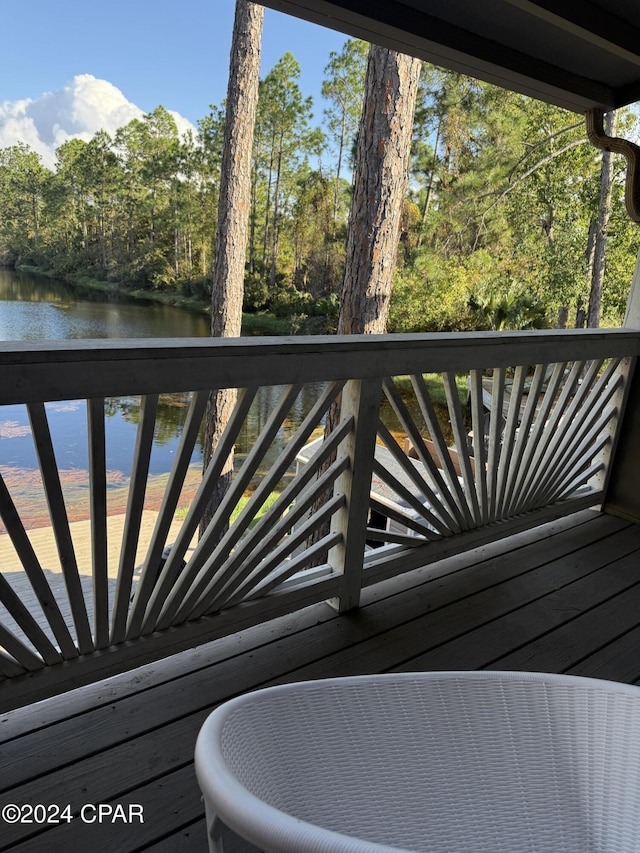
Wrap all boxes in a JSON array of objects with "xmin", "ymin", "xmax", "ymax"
[{"xmin": 1, "ymin": 508, "xmax": 640, "ymax": 852}]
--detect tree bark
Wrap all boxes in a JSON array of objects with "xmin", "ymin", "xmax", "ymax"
[
  {"xmin": 339, "ymin": 46, "xmax": 422, "ymax": 335},
  {"xmin": 588, "ymin": 110, "xmax": 617, "ymax": 328},
  {"xmin": 201, "ymin": 0, "xmax": 264, "ymax": 536},
  {"xmin": 309, "ymin": 47, "xmax": 421, "ymax": 558}
]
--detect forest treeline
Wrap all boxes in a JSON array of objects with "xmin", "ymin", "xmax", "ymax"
[{"xmin": 1, "ymin": 42, "xmax": 638, "ymax": 331}]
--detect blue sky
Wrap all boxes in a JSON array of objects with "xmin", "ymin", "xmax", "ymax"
[
  {"xmin": 0, "ymin": 1, "xmax": 352, "ymax": 169},
  {"xmin": 1, "ymin": 0, "xmax": 348, "ymax": 125}
]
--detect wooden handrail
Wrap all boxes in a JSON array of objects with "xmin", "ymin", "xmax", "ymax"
[{"xmin": 1, "ymin": 329, "xmax": 639, "ymax": 404}]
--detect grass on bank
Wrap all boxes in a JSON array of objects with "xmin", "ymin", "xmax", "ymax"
[{"xmin": 16, "ymin": 263, "xmax": 293, "ymax": 334}]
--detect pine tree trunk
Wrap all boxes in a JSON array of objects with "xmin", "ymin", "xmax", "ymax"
[
  {"xmin": 201, "ymin": 0, "xmax": 264, "ymax": 537},
  {"xmin": 339, "ymin": 46, "xmax": 422, "ymax": 335},
  {"xmin": 588, "ymin": 110, "xmax": 617, "ymax": 329},
  {"xmin": 309, "ymin": 47, "xmax": 421, "ymax": 558}
]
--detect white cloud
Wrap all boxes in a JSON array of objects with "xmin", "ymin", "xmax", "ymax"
[{"xmin": 0, "ymin": 74, "xmax": 196, "ymax": 170}]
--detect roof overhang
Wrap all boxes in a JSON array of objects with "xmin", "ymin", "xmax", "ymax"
[{"xmin": 262, "ymin": 0, "xmax": 640, "ymax": 113}]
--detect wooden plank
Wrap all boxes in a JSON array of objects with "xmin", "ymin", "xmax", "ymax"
[
  {"xmin": 141, "ymin": 820, "xmax": 209, "ymax": 853},
  {"xmin": 0, "ymin": 712, "xmax": 206, "ymax": 847},
  {"xmin": 502, "ymin": 361, "xmax": 566, "ymax": 517},
  {"xmin": 0, "ymin": 573, "xmax": 340, "ymax": 713},
  {"xmin": 2, "ymin": 513, "xmax": 638, "ymax": 853},
  {"xmin": 501, "ymin": 362, "xmax": 551, "ymax": 515},
  {"xmin": 398, "ymin": 548, "xmax": 640, "ymax": 674},
  {"xmin": 5, "ymin": 764, "xmax": 204, "ymax": 853},
  {"xmin": 298, "ymin": 519, "xmax": 640, "ymax": 680},
  {"xmin": 170, "ymin": 382, "xmax": 345, "ymax": 619},
  {"xmin": 442, "ymin": 371, "xmax": 479, "ymax": 526},
  {"xmin": 139, "ymin": 386, "xmax": 258, "ymax": 634},
  {"xmin": 0, "ymin": 516, "xmax": 638, "ymax": 851},
  {"xmin": 488, "ymin": 575, "xmax": 640, "ymax": 675},
  {"xmin": 0, "ymin": 574, "xmax": 60, "ymax": 665},
  {"xmin": 538, "ymin": 423, "xmax": 611, "ymax": 505},
  {"xmin": 370, "ymin": 459, "xmax": 444, "ymax": 538},
  {"xmin": 0, "ymin": 650, "xmax": 25, "ymax": 678},
  {"xmin": 361, "ymin": 491, "xmax": 605, "ymax": 585},
  {"xmin": 27, "ymin": 403, "xmax": 94, "ymax": 654},
  {"xmin": 110, "ymin": 394, "xmax": 159, "ymax": 644},
  {"xmin": 327, "ymin": 378, "xmax": 382, "ymax": 612},
  {"xmin": 9, "ymin": 509, "xmax": 591, "ymax": 738},
  {"xmin": 2, "ymin": 513, "xmax": 611, "ymax": 787},
  {"xmin": 0, "ymin": 565, "xmax": 355, "ymax": 741},
  {"xmin": 531, "ymin": 363, "xmax": 622, "ymax": 502},
  {"xmin": 596, "ymin": 356, "xmax": 635, "ymax": 497},
  {"xmin": 510, "ymin": 360, "xmax": 586, "ymax": 515},
  {"xmin": 369, "ymin": 495, "xmax": 441, "ymax": 540},
  {"xmin": 197, "ymin": 461, "xmax": 349, "ymax": 614},
  {"xmin": 194, "ymin": 431, "xmax": 351, "ymax": 611},
  {"xmin": 486, "ymin": 367, "xmax": 505, "ymax": 521},
  {"xmin": 161, "ymin": 384, "xmax": 305, "ymax": 626},
  {"xmin": 376, "ymin": 421, "xmax": 459, "ymax": 534},
  {"xmin": 87, "ymin": 397, "xmax": 109, "ymax": 648},
  {"xmin": 0, "ymin": 473, "xmax": 78, "ymax": 660},
  {"xmin": 515, "ymin": 360, "xmax": 604, "ymax": 513},
  {"xmin": 567, "ymin": 625, "xmax": 640, "ymax": 682},
  {"xmin": 411, "ymin": 374, "xmax": 474, "ymax": 525},
  {"xmin": 381, "ymin": 380, "xmax": 465, "ymax": 531},
  {"xmin": 127, "ymin": 390, "xmax": 208, "ymax": 638},
  {"xmin": 0, "ymin": 627, "xmax": 41, "ymax": 672},
  {"xmin": 2, "ymin": 330, "xmax": 638, "ymax": 405},
  {"xmin": 241, "ymin": 533, "xmax": 341, "ymax": 603},
  {"xmin": 202, "ymin": 495, "xmax": 344, "ymax": 615},
  {"xmin": 495, "ymin": 364, "xmax": 526, "ymax": 518},
  {"xmin": 1, "ymin": 331, "xmax": 637, "ymax": 706},
  {"xmin": 469, "ymin": 368, "xmax": 489, "ymax": 523}
]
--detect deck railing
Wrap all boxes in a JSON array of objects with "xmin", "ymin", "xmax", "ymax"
[{"xmin": 0, "ymin": 329, "xmax": 638, "ymax": 709}]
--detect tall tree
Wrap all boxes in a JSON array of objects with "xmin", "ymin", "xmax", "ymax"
[
  {"xmin": 201, "ymin": 0, "xmax": 264, "ymax": 534},
  {"xmin": 309, "ymin": 45, "xmax": 421, "ymax": 557},
  {"xmin": 254, "ymin": 53, "xmax": 321, "ymax": 290},
  {"xmin": 338, "ymin": 45, "xmax": 422, "ymax": 334},
  {"xmin": 322, "ymin": 39, "xmax": 368, "ymax": 224},
  {"xmin": 0, "ymin": 144, "xmax": 48, "ymax": 256},
  {"xmin": 588, "ymin": 110, "xmax": 617, "ymax": 328}
]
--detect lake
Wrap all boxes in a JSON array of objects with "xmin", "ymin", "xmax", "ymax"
[
  {"xmin": 0, "ymin": 269, "xmax": 321, "ymax": 528},
  {"xmin": 0, "ymin": 269, "xmax": 212, "ymax": 340}
]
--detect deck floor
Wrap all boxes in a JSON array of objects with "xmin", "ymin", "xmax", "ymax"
[{"xmin": 2, "ymin": 508, "xmax": 640, "ymax": 852}]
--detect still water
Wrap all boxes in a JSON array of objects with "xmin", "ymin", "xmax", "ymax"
[
  {"xmin": 0, "ymin": 270, "xmax": 319, "ymax": 526},
  {"xmin": 0, "ymin": 269, "xmax": 211, "ymax": 340},
  {"xmin": 0, "ymin": 269, "xmax": 212, "ymax": 480}
]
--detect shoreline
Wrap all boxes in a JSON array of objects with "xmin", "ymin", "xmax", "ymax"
[{"xmin": 12, "ymin": 263, "xmax": 292, "ymax": 335}]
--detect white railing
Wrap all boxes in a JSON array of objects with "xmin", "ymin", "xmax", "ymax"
[{"xmin": 0, "ymin": 329, "xmax": 638, "ymax": 709}]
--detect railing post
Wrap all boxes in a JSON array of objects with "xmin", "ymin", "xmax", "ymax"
[{"xmin": 327, "ymin": 377, "xmax": 381, "ymax": 613}]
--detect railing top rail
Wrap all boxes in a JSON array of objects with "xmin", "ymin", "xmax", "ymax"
[{"xmin": 1, "ymin": 329, "xmax": 639, "ymax": 404}]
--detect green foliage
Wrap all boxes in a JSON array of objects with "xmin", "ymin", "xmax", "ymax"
[
  {"xmin": 468, "ymin": 287, "xmax": 549, "ymax": 330},
  {"xmin": 243, "ymin": 269, "xmax": 269, "ymax": 311},
  {"xmin": 1, "ymin": 52, "xmax": 638, "ymax": 331},
  {"xmin": 240, "ymin": 312, "xmax": 291, "ymax": 335}
]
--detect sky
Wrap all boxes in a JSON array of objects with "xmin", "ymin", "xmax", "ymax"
[{"xmin": 0, "ymin": 0, "xmax": 350, "ymax": 169}]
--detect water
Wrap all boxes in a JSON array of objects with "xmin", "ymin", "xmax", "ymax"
[
  {"xmin": 0, "ymin": 269, "xmax": 213, "ymax": 481},
  {"xmin": 0, "ymin": 270, "xmax": 427, "ymax": 531},
  {"xmin": 0, "ymin": 269, "xmax": 211, "ymax": 340},
  {"xmin": 0, "ymin": 269, "xmax": 320, "ymax": 528}
]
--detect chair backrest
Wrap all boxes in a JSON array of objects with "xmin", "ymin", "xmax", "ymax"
[{"xmin": 195, "ymin": 672, "xmax": 640, "ymax": 853}]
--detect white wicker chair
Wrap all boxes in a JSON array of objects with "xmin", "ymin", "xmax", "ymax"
[{"xmin": 195, "ymin": 671, "xmax": 640, "ymax": 852}]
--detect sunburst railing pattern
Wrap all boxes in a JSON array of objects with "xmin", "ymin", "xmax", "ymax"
[
  {"xmin": 364, "ymin": 356, "xmax": 630, "ymax": 583},
  {"xmin": 0, "ymin": 331, "xmax": 637, "ymax": 707}
]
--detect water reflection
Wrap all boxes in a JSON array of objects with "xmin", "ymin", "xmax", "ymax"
[
  {"xmin": 0, "ymin": 269, "xmax": 211, "ymax": 340},
  {"xmin": 0, "ymin": 270, "xmax": 428, "ymax": 531}
]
